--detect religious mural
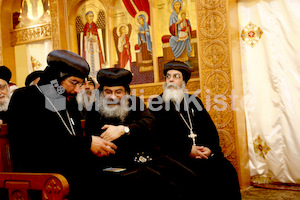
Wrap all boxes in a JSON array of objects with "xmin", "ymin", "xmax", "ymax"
[
  {"xmin": 113, "ymin": 24, "xmax": 132, "ymax": 71},
  {"xmin": 113, "ymin": 0, "xmax": 154, "ymax": 84},
  {"xmin": 169, "ymin": 1, "xmax": 192, "ymax": 61},
  {"xmin": 75, "ymin": 1, "xmax": 106, "ymax": 79},
  {"xmin": 159, "ymin": 0, "xmax": 198, "ymax": 81},
  {"xmin": 112, "ymin": 0, "xmax": 198, "ymax": 84},
  {"xmin": 74, "ymin": 0, "xmax": 197, "ymax": 85},
  {"xmin": 136, "ymin": 11, "xmax": 153, "ymax": 69}
]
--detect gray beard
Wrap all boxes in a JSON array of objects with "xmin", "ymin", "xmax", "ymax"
[
  {"xmin": 98, "ymin": 92, "xmax": 129, "ymax": 122},
  {"xmin": 162, "ymin": 82, "xmax": 186, "ymax": 105},
  {"xmin": 76, "ymin": 89, "xmax": 95, "ymax": 109},
  {"xmin": 0, "ymin": 96, "xmax": 10, "ymax": 112}
]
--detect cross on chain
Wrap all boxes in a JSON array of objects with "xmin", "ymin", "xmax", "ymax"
[{"xmin": 188, "ymin": 130, "xmax": 197, "ymax": 146}]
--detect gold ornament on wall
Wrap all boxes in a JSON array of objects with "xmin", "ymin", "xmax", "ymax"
[{"xmin": 31, "ymin": 56, "xmax": 42, "ymax": 71}]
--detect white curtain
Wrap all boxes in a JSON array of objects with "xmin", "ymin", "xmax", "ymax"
[{"xmin": 238, "ymin": 0, "xmax": 300, "ymax": 183}]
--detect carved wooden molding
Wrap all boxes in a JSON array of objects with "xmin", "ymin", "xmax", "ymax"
[
  {"xmin": 197, "ymin": 0, "xmax": 238, "ymax": 170},
  {"xmin": 50, "ymin": 0, "xmax": 60, "ymax": 50},
  {"xmin": 10, "ymin": 23, "xmax": 51, "ymax": 45},
  {"xmin": 44, "ymin": 177, "xmax": 63, "ymax": 200},
  {"xmin": 10, "ymin": 190, "xmax": 27, "ymax": 200}
]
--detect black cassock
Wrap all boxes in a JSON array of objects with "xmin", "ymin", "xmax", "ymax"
[
  {"xmin": 7, "ymin": 86, "xmax": 96, "ymax": 200},
  {"xmin": 0, "ymin": 110, "xmax": 8, "ymax": 124},
  {"xmin": 84, "ymin": 95, "xmax": 156, "ymax": 168},
  {"xmin": 85, "ymin": 96, "xmax": 173, "ymax": 199},
  {"xmin": 149, "ymin": 93, "xmax": 241, "ymax": 200}
]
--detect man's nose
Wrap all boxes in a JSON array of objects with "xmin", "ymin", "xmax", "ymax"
[
  {"xmin": 109, "ymin": 93, "xmax": 117, "ymax": 100},
  {"xmin": 169, "ymin": 77, "xmax": 175, "ymax": 82}
]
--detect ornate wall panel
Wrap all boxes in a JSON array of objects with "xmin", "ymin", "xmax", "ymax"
[
  {"xmin": 11, "ymin": 24, "xmax": 51, "ymax": 45},
  {"xmin": 50, "ymin": 0, "xmax": 60, "ymax": 50},
  {"xmin": 197, "ymin": 0, "xmax": 239, "ymax": 171}
]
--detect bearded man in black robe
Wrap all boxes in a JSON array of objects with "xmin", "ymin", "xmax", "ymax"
[
  {"xmin": 0, "ymin": 66, "xmax": 12, "ymax": 124},
  {"xmin": 149, "ymin": 61, "xmax": 241, "ymax": 200},
  {"xmin": 8, "ymin": 50, "xmax": 117, "ymax": 200},
  {"xmin": 85, "ymin": 68, "xmax": 162, "ymax": 199}
]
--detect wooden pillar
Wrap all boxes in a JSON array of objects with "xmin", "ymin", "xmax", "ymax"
[
  {"xmin": 0, "ymin": 1, "xmax": 16, "ymax": 83},
  {"xmin": 196, "ymin": 0, "xmax": 250, "ymax": 189},
  {"xmin": 50, "ymin": 0, "xmax": 68, "ymax": 50}
]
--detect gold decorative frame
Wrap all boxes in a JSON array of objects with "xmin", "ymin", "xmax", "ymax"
[
  {"xmin": 50, "ymin": 0, "xmax": 60, "ymax": 50},
  {"xmin": 10, "ymin": 23, "xmax": 51, "ymax": 45}
]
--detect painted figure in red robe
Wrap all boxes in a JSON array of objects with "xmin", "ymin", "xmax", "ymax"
[
  {"xmin": 82, "ymin": 11, "xmax": 105, "ymax": 78},
  {"xmin": 118, "ymin": 25, "xmax": 131, "ymax": 70}
]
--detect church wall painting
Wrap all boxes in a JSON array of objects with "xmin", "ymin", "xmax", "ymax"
[
  {"xmin": 156, "ymin": 0, "xmax": 199, "ymax": 81},
  {"xmin": 73, "ymin": 0, "xmax": 198, "ymax": 85},
  {"xmin": 113, "ymin": 0, "xmax": 154, "ymax": 85},
  {"xmin": 75, "ymin": 0, "xmax": 106, "ymax": 80}
]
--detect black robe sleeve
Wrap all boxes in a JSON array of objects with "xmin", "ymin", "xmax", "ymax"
[
  {"xmin": 126, "ymin": 96, "xmax": 156, "ymax": 139},
  {"xmin": 192, "ymin": 96, "xmax": 223, "ymax": 157}
]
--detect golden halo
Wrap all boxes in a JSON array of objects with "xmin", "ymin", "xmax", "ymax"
[
  {"xmin": 116, "ymin": 23, "xmax": 129, "ymax": 36},
  {"xmin": 134, "ymin": 11, "xmax": 149, "ymax": 27},
  {"xmin": 168, "ymin": 0, "xmax": 186, "ymax": 14},
  {"xmin": 178, "ymin": 10, "xmax": 189, "ymax": 21},
  {"xmin": 80, "ymin": 5, "xmax": 98, "ymax": 24}
]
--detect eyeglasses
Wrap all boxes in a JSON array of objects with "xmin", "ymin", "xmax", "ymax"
[
  {"xmin": 165, "ymin": 73, "xmax": 182, "ymax": 79},
  {"xmin": 0, "ymin": 84, "xmax": 8, "ymax": 91},
  {"xmin": 67, "ymin": 78, "xmax": 82, "ymax": 87}
]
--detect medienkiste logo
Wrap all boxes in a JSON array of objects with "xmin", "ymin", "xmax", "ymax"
[{"xmin": 39, "ymin": 80, "xmax": 66, "ymax": 112}]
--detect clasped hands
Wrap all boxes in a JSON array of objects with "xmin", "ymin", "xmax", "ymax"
[
  {"xmin": 189, "ymin": 146, "xmax": 212, "ymax": 159},
  {"xmin": 90, "ymin": 125, "xmax": 126, "ymax": 157}
]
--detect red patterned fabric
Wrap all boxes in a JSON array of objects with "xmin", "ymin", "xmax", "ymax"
[{"xmin": 122, "ymin": 0, "xmax": 151, "ymax": 25}]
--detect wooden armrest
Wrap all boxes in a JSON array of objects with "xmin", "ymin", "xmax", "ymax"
[{"xmin": 0, "ymin": 172, "xmax": 69, "ymax": 200}]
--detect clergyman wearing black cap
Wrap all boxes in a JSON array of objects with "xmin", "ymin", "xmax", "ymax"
[
  {"xmin": 7, "ymin": 50, "xmax": 116, "ymax": 200},
  {"xmin": 25, "ymin": 70, "xmax": 43, "ymax": 87},
  {"xmin": 84, "ymin": 68, "xmax": 157, "ymax": 199},
  {"xmin": 149, "ymin": 61, "xmax": 241, "ymax": 199},
  {"xmin": 76, "ymin": 76, "xmax": 96, "ymax": 119},
  {"xmin": 0, "ymin": 66, "xmax": 12, "ymax": 124}
]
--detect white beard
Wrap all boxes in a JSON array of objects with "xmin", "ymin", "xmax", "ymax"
[
  {"xmin": 98, "ymin": 92, "xmax": 129, "ymax": 122},
  {"xmin": 0, "ymin": 95, "xmax": 10, "ymax": 112},
  {"xmin": 162, "ymin": 82, "xmax": 186, "ymax": 105},
  {"xmin": 76, "ymin": 89, "xmax": 95, "ymax": 109}
]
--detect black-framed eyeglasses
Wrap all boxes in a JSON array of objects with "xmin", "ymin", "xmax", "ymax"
[{"xmin": 67, "ymin": 78, "xmax": 82, "ymax": 87}]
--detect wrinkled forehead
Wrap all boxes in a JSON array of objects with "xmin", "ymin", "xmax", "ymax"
[
  {"xmin": 0, "ymin": 79, "xmax": 8, "ymax": 85},
  {"xmin": 103, "ymin": 85, "xmax": 125, "ymax": 91},
  {"xmin": 166, "ymin": 69, "xmax": 183, "ymax": 76}
]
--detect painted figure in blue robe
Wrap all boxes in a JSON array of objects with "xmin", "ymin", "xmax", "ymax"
[
  {"xmin": 169, "ymin": 0, "xmax": 192, "ymax": 60},
  {"xmin": 137, "ymin": 14, "xmax": 152, "ymax": 59}
]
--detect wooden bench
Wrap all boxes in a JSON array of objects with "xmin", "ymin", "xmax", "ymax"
[{"xmin": 0, "ymin": 124, "xmax": 69, "ymax": 200}]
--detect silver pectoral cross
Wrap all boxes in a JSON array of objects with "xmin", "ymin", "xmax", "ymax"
[{"xmin": 188, "ymin": 130, "xmax": 197, "ymax": 146}]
